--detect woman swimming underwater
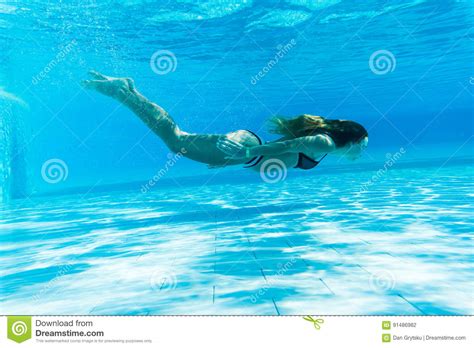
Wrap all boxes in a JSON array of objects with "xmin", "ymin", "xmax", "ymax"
[{"xmin": 82, "ymin": 71, "xmax": 368, "ymax": 171}]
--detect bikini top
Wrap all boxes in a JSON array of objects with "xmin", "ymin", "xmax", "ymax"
[
  {"xmin": 294, "ymin": 130, "xmax": 330, "ymax": 170},
  {"xmin": 294, "ymin": 153, "xmax": 327, "ymax": 170},
  {"xmin": 243, "ymin": 129, "xmax": 328, "ymax": 170}
]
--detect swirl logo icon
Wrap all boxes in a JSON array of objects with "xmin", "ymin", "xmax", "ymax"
[
  {"xmin": 260, "ymin": 158, "xmax": 287, "ymax": 183},
  {"xmin": 150, "ymin": 270, "xmax": 178, "ymax": 292},
  {"xmin": 7, "ymin": 316, "xmax": 32, "ymax": 343},
  {"xmin": 41, "ymin": 158, "xmax": 69, "ymax": 184},
  {"xmin": 150, "ymin": 50, "xmax": 177, "ymax": 75},
  {"xmin": 369, "ymin": 270, "xmax": 396, "ymax": 292},
  {"xmin": 369, "ymin": 50, "xmax": 396, "ymax": 75}
]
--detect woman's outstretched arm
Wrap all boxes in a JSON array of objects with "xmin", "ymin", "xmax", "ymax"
[{"xmin": 217, "ymin": 134, "xmax": 335, "ymax": 159}]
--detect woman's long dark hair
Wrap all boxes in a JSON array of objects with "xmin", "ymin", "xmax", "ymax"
[{"xmin": 268, "ymin": 114, "xmax": 368, "ymax": 148}]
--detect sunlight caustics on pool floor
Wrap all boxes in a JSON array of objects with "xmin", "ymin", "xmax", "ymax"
[{"xmin": 0, "ymin": 164, "xmax": 473, "ymax": 315}]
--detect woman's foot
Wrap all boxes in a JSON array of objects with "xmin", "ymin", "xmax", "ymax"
[{"xmin": 81, "ymin": 70, "xmax": 136, "ymax": 101}]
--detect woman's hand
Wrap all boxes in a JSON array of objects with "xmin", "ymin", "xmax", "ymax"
[{"xmin": 217, "ymin": 137, "xmax": 249, "ymax": 159}]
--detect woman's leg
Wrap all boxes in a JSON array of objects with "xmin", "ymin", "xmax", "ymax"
[
  {"xmin": 82, "ymin": 71, "xmax": 182, "ymax": 151},
  {"xmin": 81, "ymin": 71, "xmax": 251, "ymax": 165}
]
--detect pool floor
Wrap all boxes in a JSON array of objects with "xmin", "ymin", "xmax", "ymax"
[{"xmin": 1, "ymin": 164, "xmax": 473, "ymax": 315}]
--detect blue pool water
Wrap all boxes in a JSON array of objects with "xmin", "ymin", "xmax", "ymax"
[
  {"xmin": 0, "ymin": 1, "xmax": 473, "ymax": 314},
  {"xmin": 1, "ymin": 164, "xmax": 473, "ymax": 315}
]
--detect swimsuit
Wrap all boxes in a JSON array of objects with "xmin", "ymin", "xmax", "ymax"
[
  {"xmin": 294, "ymin": 153, "xmax": 327, "ymax": 170},
  {"xmin": 243, "ymin": 130, "xmax": 327, "ymax": 170},
  {"xmin": 243, "ymin": 130, "xmax": 265, "ymax": 168}
]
